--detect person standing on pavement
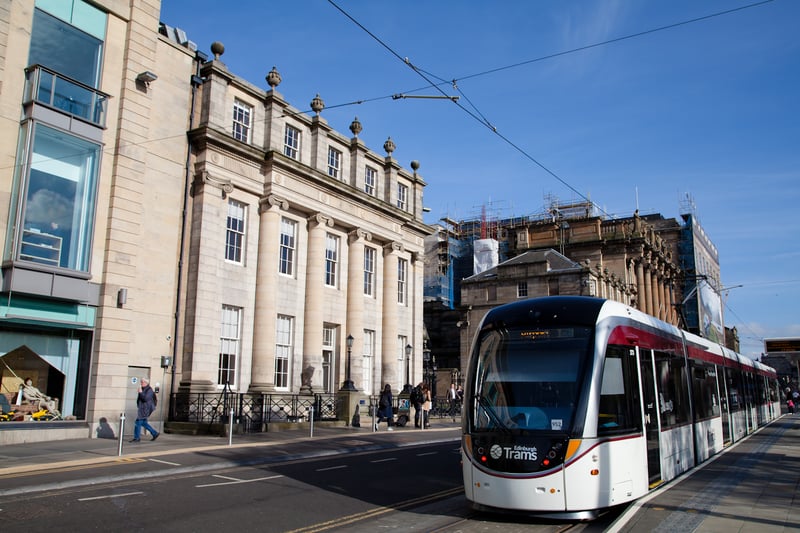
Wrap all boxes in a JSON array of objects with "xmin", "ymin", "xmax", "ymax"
[
  {"xmin": 448, "ymin": 383, "xmax": 458, "ymax": 418},
  {"xmin": 131, "ymin": 378, "xmax": 159, "ymax": 442},
  {"xmin": 412, "ymin": 382, "xmax": 424, "ymax": 428},
  {"xmin": 421, "ymin": 383, "xmax": 432, "ymax": 428},
  {"xmin": 375, "ymin": 383, "xmax": 394, "ymax": 431}
]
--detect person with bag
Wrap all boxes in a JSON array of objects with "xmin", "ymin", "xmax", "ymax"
[
  {"xmin": 411, "ymin": 382, "xmax": 424, "ymax": 428},
  {"xmin": 421, "ymin": 383, "xmax": 432, "ymax": 428},
  {"xmin": 131, "ymin": 377, "xmax": 159, "ymax": 442},
  {"xmin": 375, "ymin": 383, "xmax": 394, "ymax": 431}
]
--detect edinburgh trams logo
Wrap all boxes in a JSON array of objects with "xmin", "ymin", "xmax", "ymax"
[{"xmin": 490, "ymin": 443, "xmax": 538, "ymax": 461}]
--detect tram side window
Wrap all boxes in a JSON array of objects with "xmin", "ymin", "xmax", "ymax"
[
  {"xmin": 656, "ymin": 352, "xmax": 690, "ymax": 428},
  {"xmin": 691, "ymin": 363, "xmax": 720, "ymax": 420},
  {"xmin": 598, "ymin": 346, "xmax": 642, "ymax": 435}
]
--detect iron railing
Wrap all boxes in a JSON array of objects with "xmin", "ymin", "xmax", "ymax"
[
  {"xmin": 169, "ymin": 391, "xmax": 339, "ymax": 433},
  {"xmin": 24, "ymin": 64, "xmax": 109, "ymax": 127}
]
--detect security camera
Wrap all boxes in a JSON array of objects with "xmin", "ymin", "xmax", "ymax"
[{"xmin": 166, "ymin": 335, "xmax": 172, "ymax": 341}]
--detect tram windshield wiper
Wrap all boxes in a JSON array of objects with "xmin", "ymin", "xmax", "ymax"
[{"xmin": 476, "ymin": 394, "xmax": 512, "ymax": 433}]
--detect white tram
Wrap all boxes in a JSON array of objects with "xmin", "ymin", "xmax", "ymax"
[{"xmin": 461, "ymin": 296, "xmax": 780, "ymax": 519}]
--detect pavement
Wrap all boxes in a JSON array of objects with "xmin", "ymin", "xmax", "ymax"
[{"xmin": 2, "ymin": 414, "xmax": 799, "ymax": 532}]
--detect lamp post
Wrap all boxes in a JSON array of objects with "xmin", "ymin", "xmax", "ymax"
[
  {"xmin": 423, "ymin": 345, "xmax": 436, "ymax": 399},
  {"xmin": 340, "ymin": 334, "xmax": 356, "ymax": 391},
  {"xmin": 402, "ymin": 344, "xmax": 413, "ymax": 393}
]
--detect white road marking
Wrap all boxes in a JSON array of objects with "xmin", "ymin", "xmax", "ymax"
[
  {"xmin": 149, "ymin": 458, "xmax": 181, "ymax": 466},
  {"xmin": 316, "ymin": 465, "xmax": 348, "ymax": 472},
  {"xmin": 196, "ymin": 474, "xmax": 283, "ymax": 488},
  {"xmin": 79, "ymin": 491, "xmax": 143, "ymax": 501}
]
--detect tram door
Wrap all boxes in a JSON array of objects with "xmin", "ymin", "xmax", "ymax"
[
  {"xmin": 639, "ymin": 348, "xmax": 662, "ymax": 485},
  {"xmin": 718, "ymin": 366, "xmax": 731, "ymax": 445}
]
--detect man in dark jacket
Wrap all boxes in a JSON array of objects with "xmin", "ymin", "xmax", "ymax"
[{"xmin": 131, "ymin": 377, "xmax": 159, "ymax": 442}]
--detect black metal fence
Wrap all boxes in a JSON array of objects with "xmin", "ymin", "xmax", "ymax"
[
  {"xmin": 168, "ymin": 391, "xmax": 460, "ymax": 434},
  {"xmin": 169, "ymin": 391, "xmax": 339, "ymax": 433}
]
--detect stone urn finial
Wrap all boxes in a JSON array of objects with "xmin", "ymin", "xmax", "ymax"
[
  {"xmin": 310, "ymin": 94, "xmax": 325, "ymax": 115},
  {"xmin": 349, "ymin": 117, "xmax": 363, "ymax": 137},
  {"xmin": 383, "ymin": 137, "xmax": 396, "ymax": 155},
  {"xmin": 210, "ymin": 41, "xmax": 225, "ymax": 61},
  {"xmin": 266, "ymin": 66, "xmax": 282, "ymax": 89}
]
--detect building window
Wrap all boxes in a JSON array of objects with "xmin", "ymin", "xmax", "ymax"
[
  {"xmin": 279, "ymin": 217, "xmax": 296, "ymax": 276},
  {"xmin": 517, "ymin": 281, "xmax": 528, "ymax": 298},
  {"xmin": 232, "ymin": 100, "xmax": 252, "ymax": 143},
  {"xmin": 284, "ymin": 125, "xmax": 300, "ymax": 159},
  {"xmin": 398, "ymin": 335, "xmax": 408, "ymax": 385},
  {"xmin": 275, "ymin": 315, "xmax": 293, "ymax": 389},
  {"xmin": 225, "ymin": 199, "xmax": 246, "ymax": 263},
  {"xmin": 397, "ymin": 258, "xmax": 408, "ymax": 304},
  {"xmin": 322, "ymin": 326, "xmax": 336, "ymax": 393},
  {"xmin": 12, "ymin": 123, "xmax": 100, "ymax": 271},
  {"xmin": 364, "ymin": 166, "xmax": 376, "ymax": 196},
  {"xmin": 29, "ymin": 2, "xmax": 106, "ymax": 89},
  {"xmin": 327, "ymin": 147, "xmax": 342, "ymax": 179},
  {"xmin": 487, "ymin": 285, "xmax": 497, "ymax": 301},
  {"xmin": 364, "ymin": 246, "xmax": 376, "ymax": 296},
  {"xmin": 363, "ymin": 329, "xmax": 375, "ymax": 395},
  {"xmin": 325, "ymin": 233, "xmax": 339, "ymax": 287},
  {"xmin": 218, "ymin": 305, "xmax": 241, "ymax": 388},
  {"xmin": 397, "ymin": 183, "xmax": 408, "ymax": 211},
  {"xmin": 28, "ymin": 3, "xmax": 108, "ymax": 125}
]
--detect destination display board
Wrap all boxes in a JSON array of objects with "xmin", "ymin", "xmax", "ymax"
[{"xmin": 764, "ymin": 338, "xmax": 800, "ymax": 353}]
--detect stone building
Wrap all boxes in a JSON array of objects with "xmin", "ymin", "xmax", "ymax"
[
  {"xmin": 0, "ymin": 0, "xmax": 431, "ymax": 443},
  {"xmin": 182, "ymin": 47, "xmax": 431, "ymax": 398}
]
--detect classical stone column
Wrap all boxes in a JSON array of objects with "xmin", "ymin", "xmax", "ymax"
[
  {"xmin": 381, "ymin": 242, "xmax": 402, "ymax": 389},
  {"xmin": 301, "ymin": 213, "xmax": 333, "ymax": 394},
  {"xmin": 250, "ymin": 195, "xmax": 288, "ymax": 393},
  {"xmin": 636, "ymin": 260, "xmax": 646, "ymax": 314},
  {"xmin": 345, "ymin": 229, "xmax": 371, "ymax": 389},
  {"xmin": 651, "ymin": 268, "xmax": 661, "ymax": 320},
  {"xmin": 644, "ymin": 263, "xmax": 654, "ymax": 317}
]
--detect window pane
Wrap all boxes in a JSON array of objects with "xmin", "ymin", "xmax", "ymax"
[
  {"xmin": 219, "ymin": 305, "xmax": 241, "ymax": 388},
  {"xmin": 29, "ymin": 8, "xmax": 103, "ymax": 88},
  {"xmin": 325, "ymin": 233, "xmax": 338, "ymax": 287},
  {"xmin": 327, "ymin": 148, "xmax": 341, "ymax": 178},
  {"xmin": 232, "ymin": 100, "xmax": 251, "ymax": 143},
  {"xmin": 275, "ymin": 315, "xmax": 293, "ymax": 389},
  {"xmin": 284, "ymin": 125, "xmax": 300, "ymax": 159},
  {"xmin": 365, "ymin": 166, "xmax": 376, "ymax": 196},
  {"xmin": 20, "ymin": 124, "xmax": 99, "ymax": 271},
  {"xmin": 279, "ymin": 218, "xmax": 296, "ymax": 275},
  {"xmin": 364, "ymin": 247, "xmax": 375, "ymax": 295},
  {"xmin": 225, "ymin": 200, "xmax": 245, "ymax": 263}
]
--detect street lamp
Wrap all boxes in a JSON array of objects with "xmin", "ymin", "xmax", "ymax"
[
  {"xmin": 402, "ymin": 344, "xmax": 413, "ymax": 393},
  {"xmin": 340, "ymin": 334, "xmax": 356, "ymax": 391},
  {"xmin": 423, "ymin": 345, "xmax": 437, "ymax": 399}
]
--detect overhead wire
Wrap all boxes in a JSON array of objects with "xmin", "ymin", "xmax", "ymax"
[
  {"xmin": 327, "ymin": 0, "xmax": 784, "ymax": 351},
  {"xmin": 326, "ymin": 0, "xmax": 777, "ymax": 218}
]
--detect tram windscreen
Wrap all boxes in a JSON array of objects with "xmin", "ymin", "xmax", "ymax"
[{"xmin": 471, "ymin": 326, "xmax": 591, "ymax": 433}]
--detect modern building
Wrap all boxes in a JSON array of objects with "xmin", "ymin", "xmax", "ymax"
[
  {"xmin": 425, "ymin": 197, "xmax": 737, "ymax": 378},
  {"xmin": 0, "ymin": 0, "xmax": 431, "ymax": 443}
]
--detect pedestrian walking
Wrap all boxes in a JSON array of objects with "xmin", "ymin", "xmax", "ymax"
[
  {"xmin": 375, "ymin": 383, "xmax": 394, "ymax": 431},
  {"xmin": 448, "ymin": 383, "xmax": 458, "ymax": 419},
  {"xmin": 131, "ymin": 378, "xmax": 159, "ymax": 442}
]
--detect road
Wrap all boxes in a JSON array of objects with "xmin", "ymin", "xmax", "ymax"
[{"xmin": 0, "ymin": 441, "xmax": 623, "ymax": 532}]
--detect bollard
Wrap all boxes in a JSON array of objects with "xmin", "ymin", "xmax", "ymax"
[
  {"xmin": 372, "ymin": 397, "xmax": 377, "ymax": 432},
  {"xmin": 228, "ymin": 408, "xmax": 234, "ymax": 446},
  {"xmin": 118, "ymin": 412, "xmax": 126, "ymax": 456},
  {"xmin": 309, "ymin": 405, "xmax": 314, "ymax": 438}
]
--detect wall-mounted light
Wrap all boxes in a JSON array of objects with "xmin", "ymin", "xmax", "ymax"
[
  {"xmin": 136, "ymin": 71, "xmax": 158, "ymax": 87},
  {"xmin": 117, "ymin": 288, "xmax": 128, "ymax": 307}
]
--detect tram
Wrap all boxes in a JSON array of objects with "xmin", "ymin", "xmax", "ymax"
[{"xmin": 461, "ymin": 296, "xmax": 780, "ymax": 519}]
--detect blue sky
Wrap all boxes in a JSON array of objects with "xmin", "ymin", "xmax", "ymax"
[{"xmin": 159, "ymin": 0, "xmax": 800, "ymax": 359}]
